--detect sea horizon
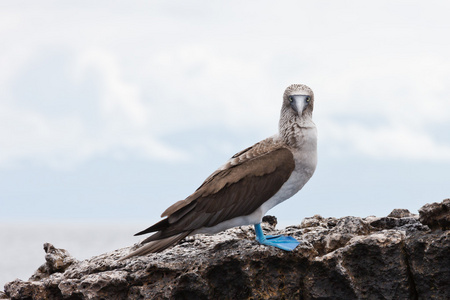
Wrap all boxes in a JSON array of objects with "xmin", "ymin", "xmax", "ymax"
[{"xmin": 0, "ymin": 220, "xmax": 149, "ymax": 290}]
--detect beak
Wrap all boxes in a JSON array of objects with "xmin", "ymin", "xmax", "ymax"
[{"xmin": 289, "ymin": 95, "xmax": 310, "ymax": 114}]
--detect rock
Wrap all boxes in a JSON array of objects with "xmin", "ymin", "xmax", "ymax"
[
  {"xmin": 261, "ymin": 215, "xmax": 277, "ymax": 227},
  {"xmin": 387, "ymin": 208, "xmax": 416, "ymax": 218},
  {"xmin": 405, "ymin": 230, "xmax": 450, "ymax": 300},
  {"xmin": 300, "ymin": 214, "xmax": 326, "ymax": 229},
  {"xmin": 308, "ymin": 230, "xmax": 413, "ymax": 299},
  {"xmin": 30, "ymin": 243, "xmax": 78, "ymax": 282},
  {"xmin": 369, "ymin": 216, "xmax": 425, "ymax": 232},
  {"xmin": 3, "ymin": 199, "xmax": 450, "ymax": 299},
  {"xmin": 419, "ymin": 198, "xmax": 450, "ymax": 230}
]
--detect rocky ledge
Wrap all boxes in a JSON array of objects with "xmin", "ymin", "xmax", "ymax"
[{"xmin": 2, "ymin": 199, "xmax": 449, "ymax": 300}]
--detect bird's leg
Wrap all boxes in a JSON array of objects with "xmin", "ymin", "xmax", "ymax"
[{"xmin": 254, "ymin": 223, "xmax": 300, "ymax": 251}]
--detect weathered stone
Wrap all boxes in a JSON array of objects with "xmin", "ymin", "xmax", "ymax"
[
  {"xmin": 369, "ymin": 216, "xmax": 422, "ymax": 230},
  {"xmin": 3, "ymin": 199, "xmax": 450, "ymax": 299},
  {"xmin": 388, "ymin": 208, "xmax": 416, "ymax": 218},
  {"xmin": 300, "ymin": 214, "xmax": 326, "ymax": 229},
  {"xmin": 30, "ymin": 243, "xmax": 78, "ymax": 282},
  {"xmin": 405, "ymin": 230, "xmax": 450, "ymax": 300},
  {"xmin": 261, "ymin": 215, "xmax": 277, "ymax": 227},
  {"xmin": 419, "ymin": 198, "xmax": 450, "ymax": 230}
]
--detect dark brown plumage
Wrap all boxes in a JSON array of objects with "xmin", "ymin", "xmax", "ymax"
[{"xmin": 136, "ymin": 148, "xmax": 295, "ymax": 243}]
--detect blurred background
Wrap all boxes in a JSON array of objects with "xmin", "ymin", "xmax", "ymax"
[{"xmin": 1, "ymin": 1, "xmax": 449, "ymax": 288}]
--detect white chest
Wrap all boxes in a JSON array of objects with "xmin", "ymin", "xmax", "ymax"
[{"xmin": 259, "ymin": 125, "xmax": 317, "ymax": 214}]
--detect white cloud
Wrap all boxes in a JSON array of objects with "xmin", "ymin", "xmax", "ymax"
[
  {"xmin": 1, "ymin": 1, "xmax": 450, "ymax": 169},
  {"xmin": 321, "ymin": 120, "xmax": 450, "ymax": 162},
  {"xmin": 143, "ymin": 45, "xmax": 277, "ymax": 133},
  {"xmin": 0, "ymin": 101, "xmax": 187, "ymax": 170},
  {"xmin": 0, "ymin": 48, "xmax": 188, "ymax": 169},
  {"xmin": 74, "ymin": 48, "xmax": 148, "ymax": 127},
  {"xmin": 313, "ymin": 54, "xmax": 450, "ymax": 162}
]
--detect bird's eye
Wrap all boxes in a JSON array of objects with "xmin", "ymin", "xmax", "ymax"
[
  {"xmin": 289, "ymin": 96, "xmax": 294, "ymax": 102},
  {"xmin": 306, "ymin": 96, "xmax": 311, "ymax": 102}
]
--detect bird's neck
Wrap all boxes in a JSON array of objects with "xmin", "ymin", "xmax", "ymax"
[{"xmin": 279, "ymin": 113, "xmax": 315, "ymax": 148}]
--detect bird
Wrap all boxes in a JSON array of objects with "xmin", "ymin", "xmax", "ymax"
[{"xmin": 121, "ymin": 84, "xmax": 317, "ymax": 259}]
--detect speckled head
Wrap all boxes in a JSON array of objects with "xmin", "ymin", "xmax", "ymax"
[
  {"xmin": 282, "ymin": 84, "xmax": 314, "ymax": 117},
  {"xmin": 283, "ymin": 84, "xmax": 313, "ymax": 98}
]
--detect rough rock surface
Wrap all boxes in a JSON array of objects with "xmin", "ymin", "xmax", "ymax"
[
  {"xmin": 3, "ymin": 199, "xmax": 450, "ymax": 300},
  {"xmin": 419, "ymin": 198, "xmax": 450, "ymax": 230}
]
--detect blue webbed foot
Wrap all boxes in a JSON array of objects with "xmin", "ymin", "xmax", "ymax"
[{"xmin": 254, "ymin": 223, "xmax": 300, "ymax": 251}]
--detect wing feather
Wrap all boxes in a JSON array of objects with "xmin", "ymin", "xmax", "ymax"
[{"xmin": 137, "ymin": 146, "xmax": 295, "ymax": 243}]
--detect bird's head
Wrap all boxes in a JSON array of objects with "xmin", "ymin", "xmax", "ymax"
[{"xmin": 282, "ymin": 84, "xmax": 314, "ymax": 119}]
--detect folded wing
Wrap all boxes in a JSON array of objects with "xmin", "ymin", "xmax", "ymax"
[{"xmin": 135, "ymin": 146, "xmax": 295, "ymax": 244}]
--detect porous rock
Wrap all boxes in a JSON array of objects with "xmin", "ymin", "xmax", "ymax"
[
  {"xmin": 419, "ymin": 198, "xmax": 450, "ymax": 230},
  {"xmin": 3, "ymin": 199, "xmax": 450, "ymax": 299}
]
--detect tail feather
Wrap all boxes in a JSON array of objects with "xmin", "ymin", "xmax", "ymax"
[
  {"xmin": 134, "ymin": 218, "xmax": 169, "ymax": 236},
  {"xmin": 119, "ymin": 231, "xmax": 192, "ymax": 261}
]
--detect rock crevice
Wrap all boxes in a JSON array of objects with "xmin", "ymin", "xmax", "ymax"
[{"xmin": 402, "ymin": 241, "xmax": 418, "ymax": 300}]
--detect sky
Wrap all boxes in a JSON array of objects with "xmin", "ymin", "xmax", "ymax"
[{"xmin": 1, "ymin": 1, "xmax": 449, "ymax": 229}]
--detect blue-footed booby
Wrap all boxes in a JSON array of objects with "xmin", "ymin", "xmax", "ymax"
[{"xmin": 122, "ymin": 84, "xmax": 317, "ymax": 259}]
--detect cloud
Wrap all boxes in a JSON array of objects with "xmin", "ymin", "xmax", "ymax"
[
  {"xmin": 75, "ymin": 49, "xmax": 148, "ymax": 127},
  {"xmin": 311, "ymin": 52, "xmax": 450, "ymax": 162},
  {"xmin": 0, "ymin": 48, "xmax": 188, "ymax": 169},
  {"xmin": 142, "ymin": 45, "xmax": 278, "ymax": 132},
  {"xmin": 321, "ymin": 119, "xmax": 450, "ymax": 161},
  {"xmin": 1, "ymin": 1, "xmax": 450, "ymax": 170}
]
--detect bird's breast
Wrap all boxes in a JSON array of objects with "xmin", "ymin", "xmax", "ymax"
[{"xmin": 260, "ymin": 125, "xmax": 317, "ymax": 215}]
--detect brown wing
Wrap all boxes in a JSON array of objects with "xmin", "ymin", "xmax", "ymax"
[
  {"xmin": 162, "ymin": 137, "xmax": 283, "ymax": 218},
  {"xmin": 135, "ymin": 147, "xmax": 295, "ymax": 242}
]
